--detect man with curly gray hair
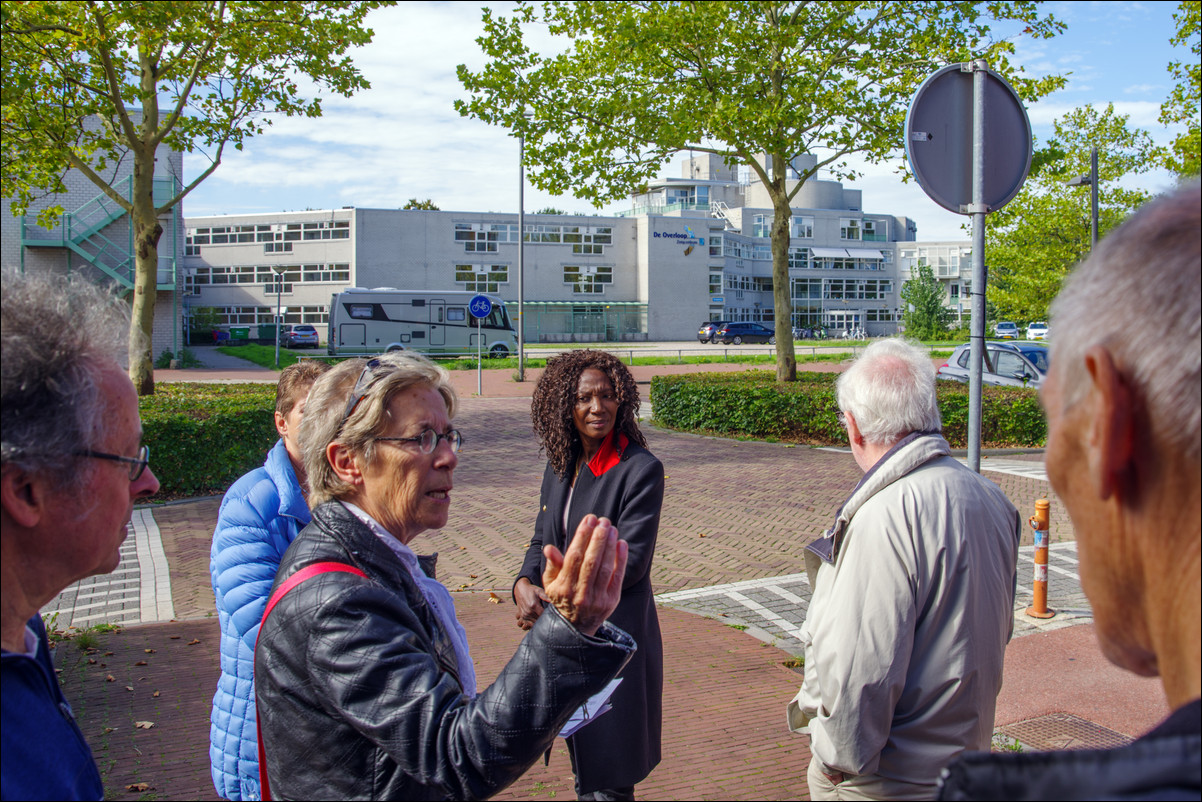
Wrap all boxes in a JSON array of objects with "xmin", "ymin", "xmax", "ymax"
[
  {"xmin": 2, "ymin": 268, "xmax": 160, "ymax": 799},
  {"xmin": 787, "ymin": 337, "xmax": 1020, "ymax": 800}
]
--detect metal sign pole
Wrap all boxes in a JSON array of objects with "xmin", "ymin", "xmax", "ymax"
[
  {"xmin": 967, "ymin": 59, "xmax": 988, "ymax": 473},
  {"xmin": 477, "ymin": 317, "xmax": 483, "ymax": 396}
]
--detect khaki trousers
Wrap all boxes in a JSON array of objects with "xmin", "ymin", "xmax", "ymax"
[{"xmin": 807, "ymin": 756, "xmax": 936, "ymax": 801}]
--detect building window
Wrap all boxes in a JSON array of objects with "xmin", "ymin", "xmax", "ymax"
[
  {"xmin": 840, "ymin": 218, "xmax": 862, "ymax": 240},
  {"xmin": 454, "ymin": 264, "xmax": 509, "ymax": 293},
  {"xmin": 264, "ymin": 242, "xmax": 293, "ymax": 254},
  {"xmin": 788, "ymin": 247, "xmax": 810, "ymax": 270},
  {"xmin": 709, "ymin": 273, "xmax": 723, "ymax": 295},
  {"xmin": 791, "ymin": 216, "xmax": 814, "ymax": 238},
  {"xmin": 564, "ymin": 264, "xmax": 613, "ymax": 293},
  {"xmin": 709, "ymin": 234, "xmax": 723, "ymax": 257},
  {"xmin": 753, "ymin": 214, "xmax": 770, "ymax": 239},
  {"xmin": 862, "ymin": 219, "xmax": 886, "ymax": 242}
]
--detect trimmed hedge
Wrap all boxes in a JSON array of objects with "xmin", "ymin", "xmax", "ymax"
[
  {"xmin": 140, "ymin": 383, "xmax": 277, "ymax": 498},
  {"xmin": 649, "ymin": 371, "xmax": 1046, "ymax": 448}
]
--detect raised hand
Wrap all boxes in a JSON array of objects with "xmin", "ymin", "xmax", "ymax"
[{"xmin": 542, "ymin": 514, "xmax": 628, "ymax": 637}]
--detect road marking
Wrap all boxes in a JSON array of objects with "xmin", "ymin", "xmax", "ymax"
[{"xmin": 724, "ymin": 590, "xmax": 808, "ymax": 642}]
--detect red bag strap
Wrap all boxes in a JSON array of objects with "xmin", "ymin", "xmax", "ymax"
[{"xmin": 256, "ymin": 561, "xmax": 367, "ymax": 801}]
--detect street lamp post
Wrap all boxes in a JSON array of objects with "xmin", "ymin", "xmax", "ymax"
[
  {"xmin": 1067, "ymin": 146, "xmax": 1099, "ymax": 248},
  {"xmin": 272, "ymin": 266, "xmax": 286, "ymax": 369},
  {"xmin": 517, "ymin": 127, "xmax": 526, "ymax": 382}
]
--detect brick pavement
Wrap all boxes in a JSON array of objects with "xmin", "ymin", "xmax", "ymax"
[{"xmin": 50, "ymin": 383, "xmax": 1150, "ymax": 801}]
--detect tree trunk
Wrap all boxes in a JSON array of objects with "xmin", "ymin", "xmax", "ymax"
[
  {"xmin": 129, "ymin": 165, "xmax": 161, "ymax": 396},
  {"xmin": 129, "ymin": 48, "xmax": 162, "ymax": 396},
  {"xmin": 768, "ymin": 155, "xmax": 797, "ymax": 382}
]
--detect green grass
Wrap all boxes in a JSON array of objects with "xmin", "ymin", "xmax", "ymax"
[
  {"xmin": 212, "ymin": 341, "xmax": 947, "ymax": 373},
  {"xmin": 215, "ymin": 343, "xmax": 336, "ymax": 370}
]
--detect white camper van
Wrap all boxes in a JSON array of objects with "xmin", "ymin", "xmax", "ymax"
[{"xmin": 327, "ymin": 288, "xmax": 518, "ymax": 358}]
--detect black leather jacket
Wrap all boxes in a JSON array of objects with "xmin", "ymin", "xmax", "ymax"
[{"xmin": 254, "ymin": 500, "xmax": 635, "ymax": 801}]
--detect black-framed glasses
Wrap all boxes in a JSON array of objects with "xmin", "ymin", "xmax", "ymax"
[
  {"xmin": 340, "ymin": 358, "xmax": 385, "ymax": 430},
  {"xmin": 376, "ymin": 429, "xmax": 463, "ymax": 455},
  {"xmin": 75, "ymin": 445, "xmax": 151, "ymax": 481}
]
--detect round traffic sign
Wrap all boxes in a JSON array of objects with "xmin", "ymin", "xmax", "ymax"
[
  {"xmin": 905, "ymin": 64, "xmax": 1032, "ymax": 214},
  {"xmin": 468, "ymin": 294, "xmax": 493, "ymax": 319}
]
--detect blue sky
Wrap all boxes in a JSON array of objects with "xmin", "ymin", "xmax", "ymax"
[{"xmin": 182, "ymin": 1, "xmax": 1193, "ymax": 241}]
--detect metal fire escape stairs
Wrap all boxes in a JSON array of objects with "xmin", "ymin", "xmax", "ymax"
[
  {"xmin": 709, "ymin": 200, "xmax": 738, "ymax": 231},
  {"xmin": 19, "ymin": 175, "xmax": 179, "ymax": 292}
]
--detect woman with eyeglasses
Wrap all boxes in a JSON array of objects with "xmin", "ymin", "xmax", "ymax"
[
  {"xmin": 208, "ymin": 360, "xmax": 331, "ymax": 800},
  {"xmin": 513, "ymin": 350, "xmax": 665, "ymax": 801},
  {"xmin": 254, "ymin": 352, "xmax": 634, "ymax": 801}
]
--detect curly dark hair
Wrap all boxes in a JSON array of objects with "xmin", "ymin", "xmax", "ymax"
[{"xmin": 531, "ymin": 349, "xmax": 646, "ymax": 478}]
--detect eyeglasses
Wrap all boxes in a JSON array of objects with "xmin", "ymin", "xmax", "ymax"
[
  {"xmin": 75, "ymin": 445, "xmax": 151, "ymax": 481},
  {"xmin": 340, "ymin": 358, "xmax": 385, "ymax": 431},
  {"xmin": 376, "ymin": 429, "xmax": 463, "ymax": 455}
]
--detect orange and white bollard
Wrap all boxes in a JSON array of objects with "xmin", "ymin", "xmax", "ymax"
[{"xmin": 1025, "ymin": 498, "xmax": 1055, "ymax": 619}]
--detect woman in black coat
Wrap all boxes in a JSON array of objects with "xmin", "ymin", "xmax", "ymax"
[{"xmin": 514, "ymin": 349, "xmax": 665, "ymax": 801}]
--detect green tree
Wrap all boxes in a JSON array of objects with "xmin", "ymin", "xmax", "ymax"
[
  {"xmin": 900, "ymin": 263, "xmax": 951, "ymax": 340},
  {"xmin": 1161, "ymin": 0, "xmax": 1201, "ymax": 178},
  {"xmin": 457, "ymin": 1, "xmax": 1064, "ymax": 381},
  {"xmin": 986, "ymin": 104, "xmax": 1160, "ymax": 323},
  {"xmin": 1, "ymin": 1, "xmax": 392, "ymax": 394},
  {"xmin": 534, "ymin": 206, "xmax": 565, "ymax": 215},
  {"xmin": 402, "ymin": 198, "xmax": 440, "ymax": 210}
]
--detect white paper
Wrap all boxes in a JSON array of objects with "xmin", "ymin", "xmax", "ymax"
[{"xmin": 558, "ymin": 678, "xmax": 622, "ymax": 738}]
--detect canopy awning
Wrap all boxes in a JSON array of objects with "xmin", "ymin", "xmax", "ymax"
[
  {"xmin": 845, "ymin": 248, "xmax": 885, "ymax": 260},
  {"xmin": 811, "ymin": 247, "xmax": 849, "ymax": 258}
]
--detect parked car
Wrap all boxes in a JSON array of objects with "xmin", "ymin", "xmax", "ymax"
[
  {"xmin": 1026, "ymin": 321, "xmax": 1048, "ymax": 340},
  {"xmin": 993, "ymin": 320, "xmax": 1019, "ymax": 339},
  {"xmin": 698, "ymin": 320, "xmax": 729, "ymax": 343},
  {"xmin": 281, "ymin": 324, "xmax": 320, "ymax": 349},
  {"xmin": 716, "ymin": 322, "xmax": 775, "ymax": 345},
  {"xmin": 937, "ymin": 341, "xmax": 1050, "ymax": 389}
]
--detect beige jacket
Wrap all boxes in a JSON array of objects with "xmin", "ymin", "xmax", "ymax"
[{"xmin": 788, "ymin": 433, "xmax": 1020, "ymax": 787}]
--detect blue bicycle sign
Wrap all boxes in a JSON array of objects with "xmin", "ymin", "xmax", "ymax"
[{"xmin": 468, "ymin": 294, "xmax": 493, "ymax": 319}]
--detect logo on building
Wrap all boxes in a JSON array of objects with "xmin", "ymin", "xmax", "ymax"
[{"xmin": 653, "ymin": 225, "xmax": 704, "ymax": 254}]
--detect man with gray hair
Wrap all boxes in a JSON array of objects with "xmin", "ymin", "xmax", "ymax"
[
  {"xmin": 2, "ymin": 268, "xmax": 160, "ymax": 799},
  {"xmin": 788, "ymin": 338, "xmax": 1020, "ymax": 800},
  {"xmin": 939, "ymin": 185, "xmax": 1200, "ymax": 800}
]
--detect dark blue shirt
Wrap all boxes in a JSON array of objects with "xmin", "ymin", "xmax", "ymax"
[{"xmin": 1, "ymin": 615, "xmax": 103, "ymax": 801}]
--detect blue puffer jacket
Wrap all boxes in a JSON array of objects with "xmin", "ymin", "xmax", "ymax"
[{"xmin": 209, "ymin": 440, "xmax": 309, "ymax": 801}]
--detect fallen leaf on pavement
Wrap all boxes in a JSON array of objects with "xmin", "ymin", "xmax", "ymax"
[
  {"xmin": 488, "ymin": 592, "xmax": 502, "ymax": 604},
  {"xmin": 134, "ymin": 721, "xmax": 154, "ymax": 729},
  {"xmin": 124, "ymin": 686, "xmax": 134, "ymax": 692},
  {"xmin": 86, "ymin": 658, "xmax": 96, "ymax": 665},
  {"xmin": 126, "ymin": 782, "xmax": 151, "ymax": 791},
  {"xmin": 104, "ymin": 651, "xmax": 114, "ymax": 656},
  {"xmin": 105, "ymin": 675, "xmax": 115, "ymax": 682},
  {"xmin": 103, "ymin": 727, "xmax": 116, "ymax": 734},
  {"xmin": 187, "ymin": 639, "xmax": 201, "ymax": 645},
  {"xmin": 169, "ymin": 635, "xmax": 181, "ymax": 640},
  {"xmin": 153, "ymin": 691, "xmax": 160, "ymax": 698},
  {"xmin": 144, "ymin": 648, "xmax": 155, "ymax": 654},
  {"xmin": 134, "ymin": 660, "xmax": 147, "ymax": 666}
]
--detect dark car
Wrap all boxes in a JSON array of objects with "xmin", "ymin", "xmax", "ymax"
[
  {"xmin": 937, "ymin": 341, "xmax": 1049, "ymax": 389},
  {"xmin": 281, "ymin": 324, "xmax": 320, "ymax": 349},
  {"xmin": 698, "ymin": 320, "xmax": 729, "ymax": 343},
  {"xmin": 716, "ymin": 322, "xmax": 776, "ymax": 345}
]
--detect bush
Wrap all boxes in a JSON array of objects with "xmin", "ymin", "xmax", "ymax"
[
  {"xmin": 140, "ymin": 383, "xmax": 277, "ymax": 498},
  {"xmin": 650, "ymin": 371, "xmax": 1046, "ymax": 448}
]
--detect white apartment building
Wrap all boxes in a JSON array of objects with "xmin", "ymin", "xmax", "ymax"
[{"xmin": 178, "ymin": 152, "xmax": 971, "ymax": 344}]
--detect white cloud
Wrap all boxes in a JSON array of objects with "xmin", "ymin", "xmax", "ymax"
[{"xmin": 182, "ymin": 1, "xmax": 1184, "ymax": 233}]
